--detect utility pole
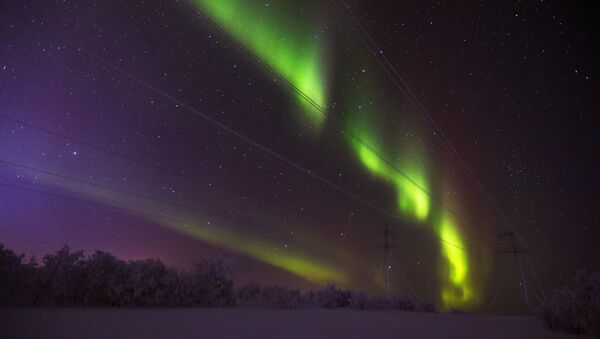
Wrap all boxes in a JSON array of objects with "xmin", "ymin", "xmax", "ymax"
[
  {"xmin": 496, "ymin": 230, "xmax": 535, "ymax": 310},
  {"xmin": 384, "ymin": 222, "xmax": 390, "ymax": 299}
]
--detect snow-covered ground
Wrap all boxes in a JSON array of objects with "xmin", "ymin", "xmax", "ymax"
[{"xmin": 0, "ymin": 308, "xmax": 588, "ymax": 339}]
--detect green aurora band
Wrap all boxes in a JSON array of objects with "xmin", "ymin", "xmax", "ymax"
[
  {"xmin": 437, "ymin": 212, "xmax": 476, "ymax": 308},
  {"xmin": 184, "ymin": 2, "xmax": 473, "ymax": 304},
  {"xmin": 346, "ymin": 98, "xmax": 474, "ymax": 309},
  {"xmin": 160, "ymin": 219, "xmax": 348, "ymax": 286},
  {"xmin": 189, "ymin": 0, "xmax": 475, "ymax": 307},
  {"xmin": 51, "ymin": 0, "xmax": 474, "ymax": 307},
  {"xmin": 191, "ymin": 0, "xmax": 328, "ymax": 129},
  {"xmin": 346, "ymin": 106, "xmax": 430, "ymax": 222},
  {"xmin": 13, "ymin": 167, "xmax": 348, "ymax": 286}
]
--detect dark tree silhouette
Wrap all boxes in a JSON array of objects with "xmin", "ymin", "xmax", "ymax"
[
  {"xmin": 1, "ymin": 244, "xmax": 435, "ymax": 312},
  {"xmin": 0, "ymin": 244, "xmax": 36, "ymax": 302},
  {"xmin": 1, "ymin": 244, "xmax": 235, "ymax": 307}
]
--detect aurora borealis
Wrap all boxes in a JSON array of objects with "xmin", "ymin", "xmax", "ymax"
[
  {"xmin": 191, "ymin": 0, "xmax": 329, "ymax": 129},
  {"xmin": 188, "ymin": 0, "xmax": 475, "ymax": 308},
  {"xmin": 340, "ymin": 72, "xmax": 474, "ymax": 307},
  {"xmin": 437, "ymin": 212, "xmax": 474, "ymax": 307},
  {"xmin": 1, "ymin": 0, "xmax": 599, "ymax": 314}
]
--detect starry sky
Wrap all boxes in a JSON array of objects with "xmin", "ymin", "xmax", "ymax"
[{"xmin": 0, "ymin": 1, "xmax": 598, "ymax": 313}]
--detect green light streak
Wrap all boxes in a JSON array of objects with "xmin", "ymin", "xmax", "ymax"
[
  {"xmin": 343, "ymin": 82, "xmax": 475, "ymax": 308},
  {"xmin": 191, "ymin": 0, "xmax": 328, "ymax": 129},
  {"xmin": 346, "ymin": 110, "xmax": 431, "ymax": 222},
  {"xmin": 438, "ymin": 212, "xmax": 475, "ymax": 308},
  {"xmin": 19, "ymin": 169, "xmax": 347, "ymax": 286},
  {"xmin": 392, "ymin": 156, "xmax": 430, "ymax": 222},
  {"xmin": 164, "ymin": 219, "xmax": 348, "ymax": 285}
]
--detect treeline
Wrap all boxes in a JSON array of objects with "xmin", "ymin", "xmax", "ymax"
[
  {"xmin": 0, "ymin": 244, "xmax": 233, "ymax": 307},
  {"xmin": 0, "ymin": 244, "xmax": 435, "ymax": 311}
]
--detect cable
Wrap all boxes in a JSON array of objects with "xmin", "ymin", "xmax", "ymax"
[
  {"xmin": 0, "ymin": 158, "xmax": 256, "ymax": 227},
  {"xmin": 0, "ymin": 177, "xmax": 326, "ymax": 247},
  {"xmin": 1, "ymin": 112, "xmax": 397, "ymax": 239},
  {"xmin": 328, "ymin": 0, "xmax": 528, "ymax": 246},
  {"xmin": 523, "ymin": 267, "xmax": 543, "ymax": 305},
  {"xmin": 0, "ymin": 6, "xmax": 469, "ymax": 252},
  {"xmin": 489, "ymin": 259, "xmax": 513, "ymax": 310},
  {"xmin": 0, "ymin": 117, "xmax": 358, "ymax": 232},
  {"xmin": 0, "ymin": 179, "xmax": 234, "ymax": 234},
  {"xmin": 390, "ymin": 252, "xmax": 419, "ymax": 299},
  {"xmin": 0, "ymin": 116, "xmax": 189, "ymax": 180},
  {"xmin": 0, "ymin": 158, "xmax": 386, "ymax": 245},
  {"xmin": 0, "ymin": 6, "xmax": 396, "ymax": 218},
  {"xmin": 526, "ymin": 253, "xmax": 547, "ymax": 300},
  {"xmin": 179, "ymin": 0, "xmax": 462, "ymax": 218}
]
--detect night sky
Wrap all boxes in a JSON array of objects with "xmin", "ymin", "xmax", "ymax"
[{"xmin": 1, "ymin": 1, "xmax": 598, "ymax": 313}]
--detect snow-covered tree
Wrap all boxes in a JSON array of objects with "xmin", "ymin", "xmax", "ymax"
[{"xmin": 539, "ymin": 269, "xmax": 600, "ymax": 336}]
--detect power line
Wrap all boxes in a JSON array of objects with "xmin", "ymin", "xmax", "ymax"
[
  {"xmin": 179, "ymin": 1, "xmax": 463, "ymax": 219},
  {"xmin": 0, "ymin": 159, "xmax": 386, "ymax": 246},
  {"xmin": 489, "ymin": 259, "xmax": 513, "ymax": 310},
  {"xmin": 0, "ymin": 158, "xmax": 255, "ymax": 226},
  {"xmin": 0, "ymin": 6, "xmax": 469, "ymax": 252},
  {"xmin": 390, "ymin": 252, "xmax": 419, "ymax": 299},
  {"xmin": 329, "ymin": 2, "xmax": 551, "ymax": 308},
  {"xmin": 0, "ymin": 6, "xmax": 395, "ymax": 219},
  {"xmin": 0, "ymin": 179, "xmax": 236, "ymax": 235},
  {"xmin": 0, "ymin": 113, "xmax": 396, "ymax": 241},
  {"xmin": 328, "ymin": 0, "xmax": 528, "ymax": 246},
  {"xmin": 496, "ymin": 231, "xmax": 544, "ymax": 310},
  {"xmin": 525, "ymin": 254, "xmax": 547, "ymax": 300},
  {"xmin": 0, "ymin": 175, "xmax": 326, "ymax": 247},
  {"xmin": 0, "ymin": 114, "xmax": 352, "ymax": 230},
  {"xmin": 0, "ymin": 116, "xmax": 188, "ymax": 180}
]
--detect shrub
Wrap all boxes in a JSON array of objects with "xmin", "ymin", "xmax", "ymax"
[
  {"xmin": 235, "ymin": 283, "xmax": 303, "ymax": 308},
  {"xmin": 349, "ymin": 291, "xmax": 369, "ymax": 310},
  {"xmin": 415, "ymin": 301, "xmax": 437, "ymax": 313},
  {"xmin": 260, "ymin": 285, "xmax": 302, "ymax": 308},
  {"xmin": 391, "ymin": 293, "xmax": 415, "ymax": 311},
  {"xmin": 306, "ymin": 284, "xmax": 351, "ymax": 309},
  {"xmin": 235, "ymin": 281, "xmax": 262, "ymax": 307}
]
